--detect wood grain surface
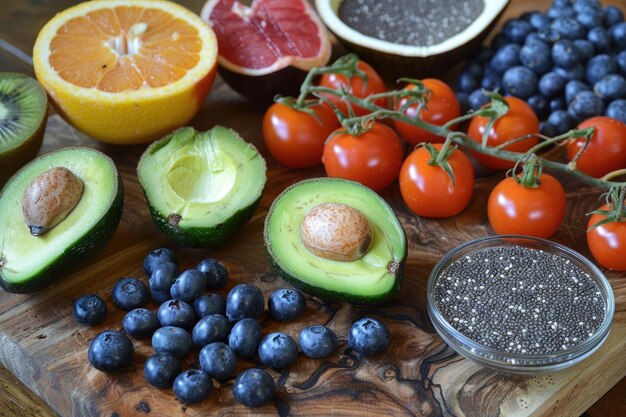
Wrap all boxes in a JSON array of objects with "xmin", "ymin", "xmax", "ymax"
[{"xmin": 0, "ymin": 1, "xmax": 625, "ymax": 417}]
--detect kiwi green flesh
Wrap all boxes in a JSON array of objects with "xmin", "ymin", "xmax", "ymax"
[{"xmin": 0, "ymin": 73, "xmax": 47, "ymax": 153}]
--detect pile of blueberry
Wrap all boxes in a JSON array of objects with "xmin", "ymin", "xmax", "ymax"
[
  {"xmin": 73, "ymin": 248, "xmax": 390, "ymax": 408},
  {"xmin": 456, "ymin": 0, "xmax": 626, "ymax": 135}
]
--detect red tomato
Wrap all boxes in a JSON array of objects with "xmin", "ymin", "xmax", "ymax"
[
  {"xmin": 467, "ymin": 96, "xmax": 540, "ymax": 170},
  {"xmin": 399, "ymin": 144, "xmax": 474, "ymax": 218},
  {"xmin": 322, "ymin": 122, "xmax": 403, "ymax": 191},
  {"xmin": 487, "ymin": 174, "xmax": 566, "ymax": 238},
  {"xmin": 587, "ymin": 204, "xmax": 626, "ymax": 271},
  {"xmin": 392, "ymin": 79, "xmax": 461, "ymax": 145},
  {"xmin": 566, "ymin": 117, "xmax": 626, "ymax": 178},
  {"xmin": 263, "ymin": 102, "xmax": 339, "ymax": 169},
  {"xmin": 318, "ymin": 60, "xmax": 387, "ymax": 116}
]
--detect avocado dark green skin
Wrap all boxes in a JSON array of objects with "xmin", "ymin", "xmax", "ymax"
[
  {"xmin": 144, "ymin": 193, "xmax": 262, "ymax": 249},
  {"xmin": 0, "ymin": 174, "xmax": 123, "ymax": 294},
  {"xmin": 265, "ymin": 242, "xmax": 407, "ymax": 304}
]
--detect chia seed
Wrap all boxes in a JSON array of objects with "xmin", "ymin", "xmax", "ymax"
[
  {"xmin": 338, "ymin": 0, "xmax": 485, "ymax": 47},
  {"xmin": 433, "ymin": 246, "xmax": 605, "ymax": 355}
]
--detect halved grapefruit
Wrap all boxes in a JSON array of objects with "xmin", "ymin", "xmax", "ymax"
[
  {"xmin": 33, "ymin": 0, "xmax": 218, "ymax": 144},
  {"xmin": 201, "ymin": 0, "xmax": 331, "ymax": 102}
]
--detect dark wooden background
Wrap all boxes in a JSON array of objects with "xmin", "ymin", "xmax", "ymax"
[{"xmin": 0, "ymin": 0, "xmax": 625, "ymax": 416}]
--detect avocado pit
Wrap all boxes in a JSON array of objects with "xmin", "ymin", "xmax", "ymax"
[
  {"xmin": 300, "ymin": 202, "xmax": 372, "ymax": 262},
  {"xmin": 22, "ymin": 167, "xmax": 84, "ymax": 236}
]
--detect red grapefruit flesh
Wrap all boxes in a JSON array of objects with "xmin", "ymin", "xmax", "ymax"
[{"xmin": 201, "ymin": 0, "xmax": 331, "ymax": 101}]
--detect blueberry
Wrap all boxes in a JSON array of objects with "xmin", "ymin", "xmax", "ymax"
[
  {"xmin": 88, "ymin": 330, "xmax": 134, "ymax": 372},
  {"xmin": 503, "ymin": 19, "xmax": 533, "ymax": 44},
  {"xmin": 225, "ymin": 284, "xmax": 264, "ymax": 321},
  {"xmin": 192, "ymin": 314, "xmax": 231, "ymax": 347},
  {"xmin": 610, "ymin": 23, "xmax": 626, "ymax": 49},
  {"xmin": 228, "ymin": 318, "xmax": 262, "ymax": 359},
  {"xmin": 551, "ymin": 40, "xmax": 582, "ymax": 68},
  {"xmin": 527, "ymin": 95, "xmax": 550, "ymax": 119},
  {"xmin": 604, "ymin": 6, "xmax": 624, "ymax": 28},
  {"xmin": 112, "ymin": 277, "xmax": 148, "ymax": 311},
  {"xmin": 143, "ymin": 248, "xmax": 177, "ymax": 276},
  {"xmin": 537, "ymin": 28, "xmax": 562, "ymax": 43},
  {"xmin": 481, "ymin": 72, "xmax": 502, "ymax": 91},
  {"xmin": 258, "ymin": 333, "xmax": 298, "ymax": 369},
  {"xmin": 457, "ymin": 72, "xmax": 479, "ymax": 93},
  {"xmin": 616, "ymin": 51, "xmax": 626, "ymax": 76},
  {"xmin": 152, "ymin": 326, "xmax": 192, "ymax": 358},
  {"xmin": 565, "ymin": 80, "xmax": 590, "ymax": 104},
  {"xmin": 607, "ymin": 99, "xmax": 626, "ymax": 124},
  {"xmin": 150, "ymin": 288, "xmax": 171, "ymax": 304},
  {"xmin": 550, "ymin": 97, "xmax": 567, "ymax": 111},
  {"xmin": 170, "ymin": 269, "xmax": 206, "ymax": 302},
  {"xmin": 157, "ymin": 299, "xmax": 196, "ymax": 329},
  {"xmin": 268, "ymin": 288, "xmax": 306, "ymax": 322},
  {"xmin": 586, "ymin": 54, "xmax": 616, "ymax": 85},
  {"xmin": 468, "ymin": 90, "xmax": 490, "ymax": 110},
  {"xmin": 456, "ymin": 92, "xmax": 470, "ymax": 114},
  {"xmin": 123, "ymin": 308, "xmax": 159, "ymax": 338},
  {"xmin": 548, "ymin": 110, "xmax": 576, "ymax": 134},
  {"xmin": 555, "ymin": 64, "xmax": 584, "ymax": 81},
  {"xmin": 520, "ymin": 39, "xmax": 552, "ymax": 74},
  {"xmin": 573, "ymin": 39, "xmax": 594, "ymax": 61},
  {"xmin": 551, "ymin": 17, "xmax": 586, "ymax": 40},
  {"xmin": 587, "ymin": 27, "xmax": 611, "ymax": 53},
  {"xmin": 576, "ymin": 11, "xmax": 603, "ymax": 29},
  {"xmin": 552, "ymin": 0, "xmax": 571, "ymax": 9},
  {"xmin": 539, "ymin": 72, "xmax": 566, "ymax": 98},
  {"xmin": 348, "ymin": 318, "xmax": 389, "ymax": 357},
  {"xmin": 73, "ymin": 294, "xmax": 107, "ymax": 326},
  {"xmin": 547, "ymin": 6, "xmax": 576, "ymax": 20},
  {"xmin": 503, "ymin": 66, "xmax": 538, "ymax": 99},
  {"xmin": 530, "ymin": 12, "xmax": 551, "ymax": 31},
  {"xmin": 490, "ymin": 44, "xmax": 521, "ymax": 74},
  {"xmin": 233, "ymin": 369, "xmax": 275, "ymax": 408},
  {"xmin": 298, "ymin": 326, "xmax": 338, "ymax": 358},
  {"xmin": 193, "ymin": 293, "xmax": 226, "ymax": 318},
  {"xmin": 143, "ymin": 352, "xmax": 181, "ymax": 388},
  {"xmin": 595, "ymin": 74, "xmax": 626, "ymax": 101},
  {"xmin": 172, "ymin": 370, "xmax": 212, "ymax": 404},
  {"xmin": 540, "ymin": 121, "xmax": 559, "ymax": 137},
  {"xmin": 196, "ymin": 259, "xmax": 228, "ymax": 289},
  {"xmin": 199, "ymin": 342, "xmax": 237, "ymax": 381},
  {"xmin": 568, "ymin": 90, "xmax": 605, "ymax": 121},
  {"xmin": 491, "ymin": 33, "xmax": 510, "ymax": 50},
  {"xmin": 149, "ymin": 262, "xmax": 178, "ymax": 292},
  {"xmin": 464, "ymin": 62, "xmax": 484, "ymax": 79}
]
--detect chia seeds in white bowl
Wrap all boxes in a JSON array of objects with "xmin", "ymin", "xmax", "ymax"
[{"xmin": 427, "ymin": 236, "xmax": 614, "ymax": 374}]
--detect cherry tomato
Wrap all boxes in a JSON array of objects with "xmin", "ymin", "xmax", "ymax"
[
  {"xmin": 487, "ymin": 174, "xmax": 566, "ymax": 238},
  {"xmin": 322, "ymin": 122, "xmax": 403, "ymax": 191},
  {"xmin": 318, "ymin": 60, "xmax": 387, "ymax": 116},
  {"xmin": 392, "ymin": 79, "xmax": 461, "ymax": 145},
  {"xmin": 263, "ymin": 102, "xmax": 339, "ymax": 168},
  {"xmin": 399, "ymin": 144, "xmax": 474, "ymax": 218},
  {"xmin": 467, "ymin": 96, "xmax": 540, "ymax": 170},
  {"xmin": 587, "ymin": 204, "xmax": 626, "ymax": 271},
  {"xmin": 566, "ymin": 116, "xmax": 626, "ymax": 178}
]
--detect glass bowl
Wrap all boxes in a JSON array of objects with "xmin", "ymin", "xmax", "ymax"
[{"xmin": 427, "ymin": 235, "xmax": 615, "ymax": 374}]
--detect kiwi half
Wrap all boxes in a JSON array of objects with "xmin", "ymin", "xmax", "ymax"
[{"xmin": 0, "ymin": 73, "xmax": 48, "ymax": 185}]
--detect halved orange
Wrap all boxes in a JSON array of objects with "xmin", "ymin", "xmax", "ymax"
[{"xmin": 33, "ymin": 0, "xmax": 217, "ymax": 144}]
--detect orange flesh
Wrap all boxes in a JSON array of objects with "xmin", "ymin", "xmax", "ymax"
[{"xmin": 49, "ymin": 6, "xmax": 202, "ymax": 92}]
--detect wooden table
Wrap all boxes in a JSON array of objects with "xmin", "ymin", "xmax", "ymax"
[{"xmin": 0, "ymin": 0, "xmax": 625, "ymax": 416}]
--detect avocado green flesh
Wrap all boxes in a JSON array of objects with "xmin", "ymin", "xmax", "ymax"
[
  {"xmin": 138, "ymin": 126, "xmax": 266, "ymax": 247},
  {"xmin": 0, "ymin": 148, "xmax": 121, "ymax": 291},
  {"xmin": 265, "ymin": 178, "xmax": 407, "ymax": 302}
]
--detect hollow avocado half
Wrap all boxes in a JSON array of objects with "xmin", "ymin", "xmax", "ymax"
[
  {"xmin": 0, "ymin": 147, "xmax": 123, "ymax": 293},
  {"xmin": 264, "ymin": 178, "xmax": 407, "ymax": 304},
  {"xmin": 138, "ymin": 126, "xmax": 267, "ymax": 248}
]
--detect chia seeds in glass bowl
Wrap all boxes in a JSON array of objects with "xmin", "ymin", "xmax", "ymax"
[
  {"xmin": 338, "ymin": 0, "xmax": 485, "ymax": 47},
  {"xmin": 427, "ymin": 236, "xmax": 615, "ymax": 374}
]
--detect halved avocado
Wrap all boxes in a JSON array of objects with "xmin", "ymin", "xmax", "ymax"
[
  {"xmin": 264, "ymin": 178, "xmax": 407, "ymax": 304},
  {"xmin": 138, "ymin": 126, "xmax": 267, "ymax": 248},
  {"xmin": 0, "ymin": 147, "xmax": 123, "ymax": 293}
]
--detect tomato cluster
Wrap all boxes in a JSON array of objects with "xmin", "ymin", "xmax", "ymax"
[{"xmin": 262, "ymin": 59, "xmax": 626, "ymax": 271}]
